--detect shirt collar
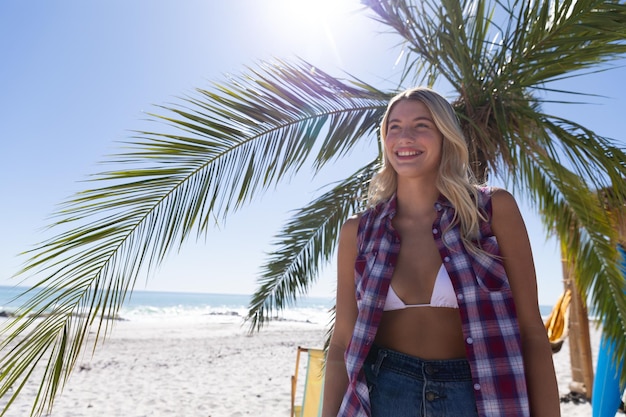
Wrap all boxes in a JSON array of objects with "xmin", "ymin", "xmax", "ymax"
[
  {"xmin": 436, "ymin": 193, "xmax": 454, "ymax": 210},
  {"xmin": 374, "ymin": 193, "xmax": 397, "ymax": 220}
]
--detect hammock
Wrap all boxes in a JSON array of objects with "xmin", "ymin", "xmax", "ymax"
[{"xmin": 544, "ymin": 289, "xmax": 572, "ymax": 353}]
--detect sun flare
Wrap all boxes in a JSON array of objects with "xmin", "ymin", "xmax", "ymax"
[
  {"xmin": 277, "ymin": 0, "xmax": 359, "ymax": 25},
  {"xmin": 266, "ymin": 0, "xmax": 364, "ymax": 66}
]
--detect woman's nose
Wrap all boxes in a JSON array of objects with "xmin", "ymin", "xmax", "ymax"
[{"xmin": 398, "ymin": 127, "xmax": 416, "ymax": 140}]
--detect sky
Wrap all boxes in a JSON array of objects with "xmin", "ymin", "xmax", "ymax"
[{"xmin": 1, "ymin": 1, "xmax": 624, "ymax": 306}]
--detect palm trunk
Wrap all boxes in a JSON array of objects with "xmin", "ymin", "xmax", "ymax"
[{"xmin": 562, "ymin": 247, "xmax": 594, "ymax": 400}]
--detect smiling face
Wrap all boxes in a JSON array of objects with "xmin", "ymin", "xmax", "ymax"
[{"xmin": 383, "ymin": 99, "xmax": 444, "ymax": 182}]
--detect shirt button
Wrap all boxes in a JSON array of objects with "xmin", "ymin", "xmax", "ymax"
[
  {"xmin": 443, "ymin": 256, "xmax": 450, "ymax": 262},
  {"xmin": 457, "ymin": 293, "xmax": 464, "ymax": 300},
  {"xmin": 474, "ymin": 383, "xmax": 481, "ymax": 391},
  {"xmin": 434, "ymin": 203, "xmax": 442, "ymax": 211},
  {"xmin": 432, "ymin": 228, "xmax": 438, "ymax": 234},
  {"xmin": 466, "ymin": 337, "xmax": 473, "ymax": 344}
]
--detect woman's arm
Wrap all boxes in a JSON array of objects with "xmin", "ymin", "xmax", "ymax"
[
  {"xmin": 490, "ymin": 189, "xmax": 561, "ymax": 417},
  {"xmin": 321, "ymin": 217, "xmax": 359, "ymax": 417}
]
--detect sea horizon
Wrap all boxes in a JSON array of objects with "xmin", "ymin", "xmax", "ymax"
[
  {"xmin": 0, "ymin": 285, "xmax": 335, "ymax": 325},
  {"xmin": 0, "ymin": 285, "xmax": 556, "ymax": 324}
]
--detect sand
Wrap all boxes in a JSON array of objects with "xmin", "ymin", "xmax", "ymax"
[{"xmin": 0, "ymin": 316, "xmax": 617, "ymax": 417}]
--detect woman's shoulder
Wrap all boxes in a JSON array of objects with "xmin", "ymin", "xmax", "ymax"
[
  {"xmin": 471, "ymin": 186, "xmax": 520, "ymax": 227},
  {"xmin": 484, "ymin": 187, "xmax": 523, "ymax": 230},
  {"xmin": 475, "ymin": 186, "xmax": 516, "ymax": 206},
  {"xmin": 340, "ymin": 214, "xmax": 362, "ymax": 235},
  {"xmin": 341, "ymin": 202, "xmax": 387, "ymax": 243},
  {"xmin": 487, "ymin": 187, "xmax": 518, "ymax": 209},
  {"xmin": 343, "ymin": 213, "xmax": 362, "ymax": 226},
  {"xmin": 338, "ymin": 215, "xmax": 361, "ymax": 250}
]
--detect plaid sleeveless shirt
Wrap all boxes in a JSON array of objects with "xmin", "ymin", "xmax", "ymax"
[{"xmin": 339, "ymin": 188, "xmax": 530, "ymax": 417}]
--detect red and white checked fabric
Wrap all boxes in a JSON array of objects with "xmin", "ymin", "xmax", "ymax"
[{"xmin": 339, "ymin": 188, "xmax": 530, "ymax": 417}]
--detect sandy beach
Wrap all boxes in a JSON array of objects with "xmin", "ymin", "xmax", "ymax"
[{"xmin": 0, "ymin": 315, "xmax": 616, "ymax": 417}]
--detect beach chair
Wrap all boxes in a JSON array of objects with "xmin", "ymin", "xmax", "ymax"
[{"xmin": 291, "ymin": 346, "xmax": 325, "ymax": 417}]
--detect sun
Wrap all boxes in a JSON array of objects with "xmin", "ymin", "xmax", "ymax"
[
  {"xmin": 277, "ymin": 0, "xmax": 360, "ymax": 25},
  {"xmin": 266, "ymin": 0, "xmax": 365, "ymax": 65}
]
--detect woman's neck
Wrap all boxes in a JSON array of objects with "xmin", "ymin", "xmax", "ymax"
[{"xmin": 395, "ymin": 181, "xmax": 440, "ymax": 219}]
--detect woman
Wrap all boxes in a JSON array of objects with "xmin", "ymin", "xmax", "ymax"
[{"xmin": 322, "ymin": 87, "xmax": 560, "ymax": 417}]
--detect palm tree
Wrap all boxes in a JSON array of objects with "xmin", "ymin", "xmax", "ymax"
[{"xmin": 1, "ymin": 0, "xmax": 625, "ymax": 415}]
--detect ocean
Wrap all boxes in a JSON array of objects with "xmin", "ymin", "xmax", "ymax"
[
  {"xmin": 0, "ymin": 285, "xmax": 334, "ymax": 326},
  {"xmin": 0, "ymin": 285, "xmax": 553, "ymax": 326}
]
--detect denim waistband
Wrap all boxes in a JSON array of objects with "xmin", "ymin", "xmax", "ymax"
[{"xmin": 366, "ymin": 345, "xmax": 473, "ymax": 382}]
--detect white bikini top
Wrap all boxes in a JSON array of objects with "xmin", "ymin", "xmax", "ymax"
[{"xmin": 384, "ymin": 264, "xmax": 459, "ymax": 310}]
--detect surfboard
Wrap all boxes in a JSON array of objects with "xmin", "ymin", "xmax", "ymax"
[
  {"xmin": 592, "ymin": 335, "xmax": 623, "ymax": 417},
  {"xmin": 592, "ymin": 244, "xmax": 625, "ymax": 417}
]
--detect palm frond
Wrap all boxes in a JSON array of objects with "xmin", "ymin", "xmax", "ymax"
[
  {"xmin": 505, "ymin": 123, "xmax": 626, "ymax": 387},
  {"xmin": 362, "ymin": 0, "xmax": 626, "ymax": 387},
  {"xmin": 246, "ymin": 162, "xmax": 379, "ymax": 331},
  {"xmin": 3, "ymin": 1, "xmax": 626, "ymax": 414},
  {"xmin": 0, "ymin": 59, "xmax": 389, "ymax": 415},
  {"xmin": 510, "ymin": 0, "xmax": 626, "ymax": 85}
]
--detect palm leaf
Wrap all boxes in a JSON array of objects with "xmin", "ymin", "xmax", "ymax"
[
  {"xmin": 246, "ymin": 162, "xmax": 379, "ymax": 331},
  {"xmin": 2, "ymin": 1, "xmax": 626, "ymax": 414},
  {"xmin": 362, "ymin": 0, "xmax": 626, "ymax": 385},
  {"xmin": 0, "ymin": 60, "xmax": 389, "ymax": 415}
]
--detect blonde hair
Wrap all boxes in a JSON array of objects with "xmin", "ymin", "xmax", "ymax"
[{"xmin": 367, "ymin": 87, "xmax": 486, "ymax": 242}]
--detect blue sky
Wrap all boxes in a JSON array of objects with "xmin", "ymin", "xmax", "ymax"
[{"xmin": 1, "ymin": 1, "xmax": 624, "ymax": 305}]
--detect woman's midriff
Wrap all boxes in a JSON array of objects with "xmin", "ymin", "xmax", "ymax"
[{"xmin": 374, "ymin": 307, "xmax": 467, "ymax": 360}]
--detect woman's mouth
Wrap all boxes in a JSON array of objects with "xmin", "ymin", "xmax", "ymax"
[{"xmin": 396, "ymin": 150, "xmax": 422, "ymax": 157}]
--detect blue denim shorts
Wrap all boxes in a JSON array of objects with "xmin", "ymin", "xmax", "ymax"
[{"xmin": 364, "ymin": 345, "xmax": 479, "ymax": 417}]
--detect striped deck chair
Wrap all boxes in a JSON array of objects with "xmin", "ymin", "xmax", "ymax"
[{"xmin": 291, "ymin": 346, "xmax": 325, "ymax": 417}]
